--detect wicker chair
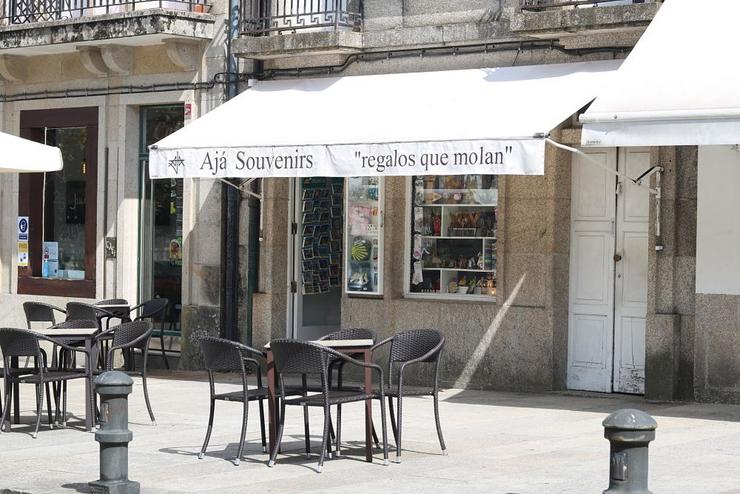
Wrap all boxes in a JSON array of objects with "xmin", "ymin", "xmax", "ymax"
[
  {"xmin": 66, "ymin": 302, "xmax": 114, "ymax": 328},
  {"xmin": 198, "ymin": 336, "xmax": 267, "ymax": 466},
  {"xmin": 268, "ymin": 339, "xmax": 388, "ymax": 473},
  {"xmin": 131, "ymin": 298, "xmax": 169, "ymax": 368},
  {"xmin": 23, "ymin": 302, "xmax": 66, "ymax": 329},
  {"xmin": 372, "ymin": 329, "xmax": 447, "ymax": 463},
  {"xmin": 319, "ymin": 328, "xmax": 381, "ymax": 451},
  {"xmin": 96, "ymin": 321, "xmax": 156, "ymax": 424},
  {"xmin": 0, "ymin": 328, "xmax": 90, "ymax": 437}
]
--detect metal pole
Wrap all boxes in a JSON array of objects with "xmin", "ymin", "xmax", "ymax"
[
  {"xmin": 89, "ymin": 371, "xmax": 139, "ymax": 494},
  {"xmin": 221, "ymin": 0, "xmax": 240, "ymax": 342}
]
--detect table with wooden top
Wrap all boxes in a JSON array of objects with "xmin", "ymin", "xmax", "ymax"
[{"xmin": 264, "ymin": 339, "xmax": 376, "ymax": 462}]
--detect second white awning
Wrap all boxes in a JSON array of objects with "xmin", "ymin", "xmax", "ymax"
[
  {"xmin": 150, "ymin": 60, "xmax": 620, "ymax": 179},
  {"xmin": 581, "ymin": 0, "xmax": 740, "ymax": 147},
  {"xmin": 0, "ymin": 131, "xmax": 63, "ymax": 174}
]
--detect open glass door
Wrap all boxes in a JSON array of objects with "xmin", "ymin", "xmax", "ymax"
[
  {"xmin": 139, "ymin": 105, "xmax": 185, "ymax": 362},
  {"xmin": 290, "ymin": 177, "xmax": 344, "ymax": 340}
]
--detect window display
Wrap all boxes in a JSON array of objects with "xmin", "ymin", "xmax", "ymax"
[
  {"xmin": 345, "ymin": 177, "xmax": 383, "ymax": 295},
  {"xmin": 409, "ymin": 175, "xmax": 497, "ymax": 299}
]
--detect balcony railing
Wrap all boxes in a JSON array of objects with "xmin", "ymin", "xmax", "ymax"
[
  {"xmin": 0, "ymin": 0, "xmax": 208, "ymax": 26},
  {"xmin": 521, "ymin": 0, "xmax": 651, "ymax": 11},
  {"xmin": 241, "ymin": 0, "xmax": 362, "ymax": 36}
]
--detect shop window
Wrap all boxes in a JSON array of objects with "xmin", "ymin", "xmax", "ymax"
[
  {"xmin": 408, "ymin": 175, "xmax": 497, "ymax": 300},
  {"xmin": 17, "ymin": 108, "xmax": 98, "ymax": 298}
]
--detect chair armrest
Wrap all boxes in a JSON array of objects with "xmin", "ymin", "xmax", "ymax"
[
  {"xmin": 109, "ymin": 330, "xmax": 152, "ymax": 352},
  {"xmin": 370, "ymin": 336, "xmax": 393, "ymax": 354},
  {"xmin": 235, "ymin": 342, "xmax": 267, "ymax": 360},
  {"xmin": 321, "ymin": 347, "xmax": 385, "ymax": 390},
  {"xmin": 94, "ymin": 328, "xmax": 116, "ymax": 341}
]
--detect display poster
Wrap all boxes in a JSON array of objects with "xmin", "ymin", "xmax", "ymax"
[{"xmin": 17, "ymin": 216, "xmax": 29, "ymax": 267}]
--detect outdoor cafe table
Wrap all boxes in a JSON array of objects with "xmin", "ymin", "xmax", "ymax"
[
  {"xmin": 264, "ymin": 339, "xmax": 376, "ymax": 462},
  {"xmin": 11, "ymin": 326, "xmax": 100, "ymax": 432}
]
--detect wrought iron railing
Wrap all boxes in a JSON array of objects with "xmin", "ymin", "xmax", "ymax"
[
  {"xmin": 241, "ymin": 0, "xmax": 362, "ymax": 36},
  {"xmin": 0, "ymin": 0, "xmax": 208, "ymax": 26},
  {"xmin": 521, "ymin": 0, "xmax": 651, "ymax": 11}
]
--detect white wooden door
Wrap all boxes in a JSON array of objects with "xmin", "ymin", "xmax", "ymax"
[
  {"xmin": 567, "ymin": 148, "xmax": 649, "ymax": 394},
  {"xmin": 612, "ymin": 148, "xmax": 650, "ymax": 394}
]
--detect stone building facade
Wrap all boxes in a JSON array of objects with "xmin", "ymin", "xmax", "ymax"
[{"xmin": 0, "ymin": 0, "xmax": 726, "ymax": 404}]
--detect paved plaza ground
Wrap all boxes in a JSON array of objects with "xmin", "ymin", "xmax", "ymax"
[{"xmin": 3, "ymin": 371, "xmax": 740, "ymax": 493}]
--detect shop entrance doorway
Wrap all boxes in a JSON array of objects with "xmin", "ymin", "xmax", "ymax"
[
  {"xmin": 139, "ymin": 105, "xmax": 185, "ymax": 360},
  {"xmin": 288, "ymin": 177, "xmax": 344, "ymax": 340},
  {"xmin": 567, "ymin": 148, "xmax": 650, "ymax": 394}
]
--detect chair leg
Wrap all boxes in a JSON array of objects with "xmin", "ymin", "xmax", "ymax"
[
  {"xmin": 372, "ymin": 425, "xmax": 380, "ymax": 449},
  {"xmin": 142, "ymin": 372, "xmax": 156, "ymax": 425},
  {"xmin": 317, "ymin": 403, "xmax": 330, "ymax": 473},
  {"xmin": 303, "ymin": 404, "xmax": 311, "ymax": 459},
  {"xmin": 388, "ymin": 396, "xmax": 398, "ymax": 444},
  {"xmin": 44, "ymin": 383, "xmax": 53, "ymax": 429},
  {"xmin": 379, "ymin": 396, "xmax": 389, "ymax": 466},
  {"xmin": 336, "ymin": 404, "xmax": 342, "ymax": 457},
  {"xmin": 433, "ymin": 391, "xmax": 447, "ymax": 455},
  {"xmin": 395, "ymin": 395, "xmax": 403, "ymax": 463},
  {"xmin": 1, "ymin": 379, "xmax": 11, "ymax": 432},
  {"xmin": 160, "ymin": 332, "xmax": 169, "ymax": 370},
  {"xmin": 33, "ymin": 383, "xmax": 43, "ymax": 438},
  {"xmin": 234, "ymin": 399, "xmax": 248, "ymax": 466},
  {"xmin": 268, "ymin": 400, "xmax": 287, "ymax": 467},
  {"xmin": 258, "ymin": 398, "xmax": 267, "ymax": 453},
  {"xmin": 62, "ymin": 382, "xmax": 68, "ymax": 428},
  {"xmin": 198, "ymin": 398, "xmax": 216, "ymax": 460}
]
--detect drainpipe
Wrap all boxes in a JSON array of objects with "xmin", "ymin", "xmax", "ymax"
[
  {"xmin": 221, "ymin": 0, "xmax": 240, "ymax": 341},
  {"xmin": 245, "ymin": 179, "xmax": 260, "ymax": 346}
]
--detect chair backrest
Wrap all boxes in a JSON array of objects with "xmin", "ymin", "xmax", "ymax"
[
  {"xmin": 95, "ymin": 298, "xmax": 128, "ymax": 306},
  {"xmin": 200, "ymin": 336, "xmax": 247, "ymax": 373},
  {"xmin": 51, "ymin": 320, "xmax": 98, "ymax": 330},
  {"xmin": 270, "ymin": 339, "xmax": 329, "ymax": 376},
  {"xmin": 389, "ymin": 329, "xmax": 444, "ymax": 364},
  {"xmin": 319, "ymin": 327, "xmax": 375, "ymax": 342},
  {"xmin": 135, "ymin": 298, "xmax": 169, "ymax": 322},
  {"xmin": 23, "ymin": 302, "xmax": 64, "ymax": 329},
  {"xmin": 0, "ymin": 328, "xmax": 42, "ymax": 360},
  {"xmin": 66, "ymin": 302, "xmax": 100, "ymax": 322},
  {"xmin": 111, "ymin": 321, "xmax": 152, "ymax": 350}
]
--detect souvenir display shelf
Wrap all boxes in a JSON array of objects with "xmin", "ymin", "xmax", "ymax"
[
  {"xmin": 300, "ymin": 178, "xmax": 344, "ymax": 295},
  {"xmin": 410, "ymin": 175, "xmax": 497, "ymax": 299},
  {"xmin": 345, "ymin": 177, "xmax": 383, "ymax": 295}
]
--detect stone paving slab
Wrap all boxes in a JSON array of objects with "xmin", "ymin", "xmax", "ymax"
[{"xmin": 2, "ymin": 372, "xmax": 740, "ymax": 493}]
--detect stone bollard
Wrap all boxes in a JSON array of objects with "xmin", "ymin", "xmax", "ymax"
[
  {"xmin": 89, "ymin": 371, "xmax": 140, "ymax": 494},
  {"xmin": 603, "ymin": 409, "xmax": 657, "ymax": 494}
]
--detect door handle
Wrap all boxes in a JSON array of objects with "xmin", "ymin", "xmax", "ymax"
[{"xmin": 613, "ymin": 253, "xmax": 623, "ymax": 262}]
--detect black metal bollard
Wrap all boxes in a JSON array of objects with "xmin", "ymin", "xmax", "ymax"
[
  {"xmin": 89, "ymin": 371, "xmax": 140, "ymax": 494},
  {"xmin": 603, "ymin": 409, "xmax": 657, "ymax": 494}
]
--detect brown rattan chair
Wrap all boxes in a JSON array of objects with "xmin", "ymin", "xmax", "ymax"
[
  {"xmin": 23, "ymin": 302, "xmax": 66, "ymax": 329},
  {"xmin": 95, "ymin": 321, "xmax": 157, "ymax": 424},
  {"xmin": 131, "ymin": 298, "xmax": 169, "ymax": 368},
  {"xmin": 198, "ymin": 336, "xmax": 267, "ymax": 466},
  {"xmin": 0, "ymin": 328, "xmax": 90, "ymax": 437},
  {"xmin": 268, "ymin": 339, "xmax": 388, "ymax": 473},
  {"xmin": 372, "ymin": 329, "xmax": 447, "ymax": 463}
]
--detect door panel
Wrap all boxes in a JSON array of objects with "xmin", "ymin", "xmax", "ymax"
[
  {"xmin": 613, "ymin": 148, "xmax": 649, "ymax": 394},
  {"xmin": 567, "ymin": 149, "xmax": 617, "ymax": 392}
]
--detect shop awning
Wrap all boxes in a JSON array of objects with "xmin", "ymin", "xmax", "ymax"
[
  {"xmin": 150, "ymin": 60, "xmax": 620, "ymax": 179},
  {"xmin": 581, "ymin": 0, "xmax": 740, "ymax": 147},
  {"xmin": 0, "ymin": 131, "xmax": 63, "ymax": 173}
]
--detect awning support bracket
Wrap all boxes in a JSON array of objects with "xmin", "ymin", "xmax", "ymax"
[{"xmin": 545, "ymin": 137, "xmax": 664, "ymax": 251}]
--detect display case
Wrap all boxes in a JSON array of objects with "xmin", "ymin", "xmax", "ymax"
[
  {"xmin": 409, "ymin": 174, "xmax": 497, "ymax": 299},
  {"xmin": 345, "ymin": 177, "xmax": 384, "ymax": 295}
]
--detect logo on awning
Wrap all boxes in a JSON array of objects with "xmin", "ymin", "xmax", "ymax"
[{"xmin": 168, "ymin": 152, "xmax": 185, "ymax": 174}]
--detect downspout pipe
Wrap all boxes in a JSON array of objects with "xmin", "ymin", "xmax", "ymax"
[{"xmin": 221, "ymin": 0, "xmax": 240, "ymax": 342}]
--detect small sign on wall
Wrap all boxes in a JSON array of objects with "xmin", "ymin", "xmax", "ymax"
[{"xmin": 17, "ymin": 216, "xmax": 28, "ymax": 267}]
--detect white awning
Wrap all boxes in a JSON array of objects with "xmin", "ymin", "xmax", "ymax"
[
  {"xmin": 0, "ymin": 131, "xmax": 63, "ymax": 173},
  {"xmin": 150, "ymin": 60, "xmax": 620, "ymax": 179},
  {"xmin": 581, "ymin": 0, "xmax": 740, "ymax": 147}
]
